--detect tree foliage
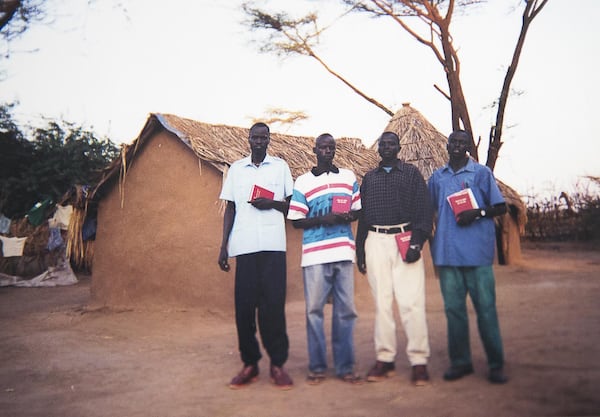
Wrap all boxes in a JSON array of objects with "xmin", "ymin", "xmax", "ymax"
[
  {"xmin": 0, "ymin": 0, "xmax": 44, "ymax": 43},
  {"xmin": 242, "ymin": 0, "xmax": 549, "ymax": 169},
  {"xmin": 0, "ymin": 103, "xmax": 119, "ymax": 218}
]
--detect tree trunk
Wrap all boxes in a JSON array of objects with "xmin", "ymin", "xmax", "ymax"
[{"xmin": 486, "ymin": 0, "xmax": 549, "ymax": 170}]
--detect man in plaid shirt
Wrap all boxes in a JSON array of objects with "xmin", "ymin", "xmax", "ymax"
[{"xmin": 356, "ymin": 131, "xmax": 433, "ymax": 387}]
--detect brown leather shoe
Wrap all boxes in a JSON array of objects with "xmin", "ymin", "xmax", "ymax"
[
  {"xmin": 270, "ymin": 365, "xmax": 293, "ymax": 390},
  {"xmin": 411, "ymin": 364, "xmax": 430, "ymax": 387},
  {"xmin": 228, "ymin": 364, "xmax": 259, "ymax": 389},
  {"xmin": 366, "ymin": 361, "xmax": 395, "ymax": 382}
]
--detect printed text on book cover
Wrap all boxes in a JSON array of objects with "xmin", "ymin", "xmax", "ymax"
[
  {"xmin": 446, "ymin": 188, "xmax": 479, "ymax": 217},
  {"xmin": 331, "ymin": 195, "xmax": 351, "ymax": 213},
  {"xmin": 249, "ymin": 185, "xmax": 274, "ymax": 201},
  {"xmin": 394, "ymin": 231, "xmax": 412, "ymax": 262}
]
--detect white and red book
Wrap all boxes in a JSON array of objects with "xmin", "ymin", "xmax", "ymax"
[
  {"xmin": 331, "ymin": 195, "xmax": 352, "ymax": 213},
  {"xmin": 249, "ymin": 185, "xmax": 274, "ymax": 201},
  {"xmin": 446, "ymin": 188, "xmax": 479, "ymax": 218}
]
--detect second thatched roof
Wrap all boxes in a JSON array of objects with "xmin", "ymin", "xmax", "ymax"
[{"xmin": 382, "ymin": 104, "xmax": 526, "ymax": 227}]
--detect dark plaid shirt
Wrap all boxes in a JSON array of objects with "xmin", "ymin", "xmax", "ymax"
[{"xmin": 360, "ymin": 160, "xmax": 433, "ymax": 246}]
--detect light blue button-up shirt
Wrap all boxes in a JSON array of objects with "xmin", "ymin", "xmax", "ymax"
[
  {"xmin": 428, "ymin": 159, "xmax": 505, "ymax": 266},
  {"xmin": 220, "ymin": 154, "xmax": 293, "ymax": 257}
]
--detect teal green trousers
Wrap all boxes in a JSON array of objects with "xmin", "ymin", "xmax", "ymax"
[{"xmin": 438, "ymin": 266, "xmax": 504, "ymax": 370}]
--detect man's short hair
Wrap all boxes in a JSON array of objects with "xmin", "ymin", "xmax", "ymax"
[
  {"xmin": 315, "ymin": 133, "xmax": 334, "ymax": 144},
  {"xmin": 379, "ymin": 131, "xmax": 400, "ymax": 145},
  {"xmin": 448, "ymin": 129, "xmax": 472, "ymax": 142},
  {"xmin": 249, "ymin": 122, "xmax": 270, "ymax": 135}
]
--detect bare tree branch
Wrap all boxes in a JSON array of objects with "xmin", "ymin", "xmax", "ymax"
[
  {"xmin": 243, "ymin": 2, "xmax": 394, "ymax": 117},
  {"xmin": 254, "ymin": 108, "xmax": 309, "ymax": 128},
  {"xmin": 486, "ymin": 0, "xmax": 549, "ymax": 170},
  {"xmin": 243, "ymin": 0, "xmax": 548, "ymax": 169}
]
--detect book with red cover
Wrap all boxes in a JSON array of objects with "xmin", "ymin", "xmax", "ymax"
[
  {"xmin": 249, "ymin": 185, "xmax": 275, "ymax": 201},
  {"xmin": 331, "ymin": 195, "xmax": 352, "ymax": 213},
  {"xmin": 446, "ymin": 188, "xmax": 479, "ymax": 218},
  {"xmin": 394, "ymin": 231, "xmax": 412, "ymax": 262}
]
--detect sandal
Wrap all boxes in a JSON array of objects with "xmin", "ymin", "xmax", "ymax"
[
  {"xmin": 339, "ymin": 373, "xmax": 364, "ymax": 385},
  {"xmin": 307, "ymin": 372, "xmax": 326, "ymax": 385}
]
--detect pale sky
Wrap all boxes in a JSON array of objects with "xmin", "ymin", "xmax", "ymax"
[{"xmin": 2, "ymin": 0, "xmax": 599, "ymax": 199}]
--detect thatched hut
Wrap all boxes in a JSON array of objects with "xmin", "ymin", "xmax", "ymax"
[
  {"xmin": 383, "ymin": 103, "xmax": 526, "ymax": 265},
  {"xmin": 90, "ymin": 114, "xmax": 380, "ymax": 309}
]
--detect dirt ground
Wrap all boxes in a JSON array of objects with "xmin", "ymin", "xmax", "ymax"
[{"xmin": 1, "ymin": 241, "xmax": 600, "ymax": 417}]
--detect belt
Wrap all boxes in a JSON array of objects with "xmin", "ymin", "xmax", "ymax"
[{"xmin": 369, "ymin": 224, "xmax": 411, "ymax": 234}]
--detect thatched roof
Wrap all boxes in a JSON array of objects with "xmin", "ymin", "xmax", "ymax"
[
  {"xmin": 382, "ymin": 103, "xmax": 450, "ymax": 181},
  {"xmin": 381, "ymin": 104, "xmax": 526, "ymax": 225},
  {"xmin": 93, "ymin": 113, "xmax": 380, "ymax": 199},
  {"xmin": 157, "ymin": 114, "xmax": 379, "ymax": 180}
]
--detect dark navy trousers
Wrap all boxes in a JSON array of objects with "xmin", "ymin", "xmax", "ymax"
[{"xmin": 234, "ymin": 251, "xmax": 289, "ymax": 367}]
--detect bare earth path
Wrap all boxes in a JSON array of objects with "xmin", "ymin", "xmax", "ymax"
[{"xmin": 1, "ymin": 241, "xmax": 599, "ymax": 417}]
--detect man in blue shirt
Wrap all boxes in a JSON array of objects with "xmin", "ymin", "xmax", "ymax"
[
  {"xmin": 428, "ymin": 129, "xmax": 508, "ymax": 384},
  {"xmin": 218, "ymin": 122, "xmax": 294, "ymax": 390}
]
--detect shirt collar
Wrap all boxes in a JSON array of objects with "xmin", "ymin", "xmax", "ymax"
[
  {"xmin": 442, "ymin": 157, "xmax": 477, "ymax": 174},
  {"xmin": 376, "ymin": 159, "xmax": 403, "ymax": 172},
  {"xmin": 242, "ymin": 154, "xmax": 274, "ymax": 167},
  {"xmin": 312, "ymin": 164, "xmax": 339, "ymax": 176}
]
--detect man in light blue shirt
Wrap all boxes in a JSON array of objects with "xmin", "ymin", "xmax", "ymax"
[
  {"xmin": 428, "ymin": 130, "xmax": 509, "ymax": 384},
  {"xmin": 218, "ymin": 122, "xmax": 294, "ymax": 390}
]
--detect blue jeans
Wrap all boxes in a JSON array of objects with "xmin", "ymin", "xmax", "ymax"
[
  {"xmin": 438, "ymin": 265, "xmax": 504, "ymax": 370},
  {"xmin": 303, "ymin": 261, "xmax": 357, "ymax": 376}
]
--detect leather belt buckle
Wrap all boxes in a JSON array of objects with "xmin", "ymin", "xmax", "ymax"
[{"xmin": 369, "ymin": 224, "xmax": 411, "ymax": 234}]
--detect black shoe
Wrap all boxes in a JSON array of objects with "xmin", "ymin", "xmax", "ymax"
[
  {"xmin": 488, "ymin": 368, "xmax": 508, "ymax": 384},
  {"xmin": 411, "ymin": 365, "xmax": 430, "ymax": 387},
  {"xmin": 366, "ymin": 360, "xmax": 395, "ymax": 382},
  {"xmin": 443, "ymin": 364, "xmax": 474, "ymax": 381}
]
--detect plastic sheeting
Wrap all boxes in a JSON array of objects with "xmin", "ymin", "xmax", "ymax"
[{"xmin": 0, "ymin": 251, "xmax": 78, "ymax": 287}]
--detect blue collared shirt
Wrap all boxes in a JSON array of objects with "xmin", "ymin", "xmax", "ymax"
[
  {"xmin": 220, "ymin": 154, "xmax": 293, "ymax": 257},
  {"xmin": 428, "ymin": 158, "xmax": 505, "ymax": 266}
]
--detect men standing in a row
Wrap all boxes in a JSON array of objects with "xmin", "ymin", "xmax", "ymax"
[
  {"xmin": 217, "ymin": 123, "xmax": 508, "ymax": 389},
  {"xmin": 356, "ymin": 131, "xmax": 433, "ymax": 387}
]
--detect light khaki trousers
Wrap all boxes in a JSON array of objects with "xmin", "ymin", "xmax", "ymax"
[{"xmin": 365, "ymin": 230, "xmax": 430, "ymax": 365}]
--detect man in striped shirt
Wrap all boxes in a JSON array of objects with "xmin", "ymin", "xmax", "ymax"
[{"xmin": 287, "ymin": 133, "xmax": 363, "ymax": 385}]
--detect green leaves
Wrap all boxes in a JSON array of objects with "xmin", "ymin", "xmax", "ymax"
[{"xmin": 0, "ymin": 103, "xmax": 119, "ymax": 218}]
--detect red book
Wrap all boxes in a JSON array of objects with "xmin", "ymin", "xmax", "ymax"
[
  {"xmin": 394, "ymin": 231, "xmax": 412, "ymax": 261},
  {"xmin": 331, "ymin": 195, "xmax": 352, "ymax": 213},
  {"xmin": 249, "ymin": 185, "xmax": 275, "ymax": 201},
  {"xmin": 446, "ymin": 188, "xmax": 479, "ymax": 218}
]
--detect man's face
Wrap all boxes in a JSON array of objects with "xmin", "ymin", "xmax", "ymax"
[
  {"xmin": 314, "ymin": 135, "xmax": 336, "ymax": 164},
  {"xmin": 447, "ymin": 133, "xmax": 471, "ymax": 159},
  {"xmin": 378, "ymin": 134, "xmax": 400, "ymax": 159},
  {"xmin": 248, "ymin": 126, "xmax": 270, "ymax": 153}
]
